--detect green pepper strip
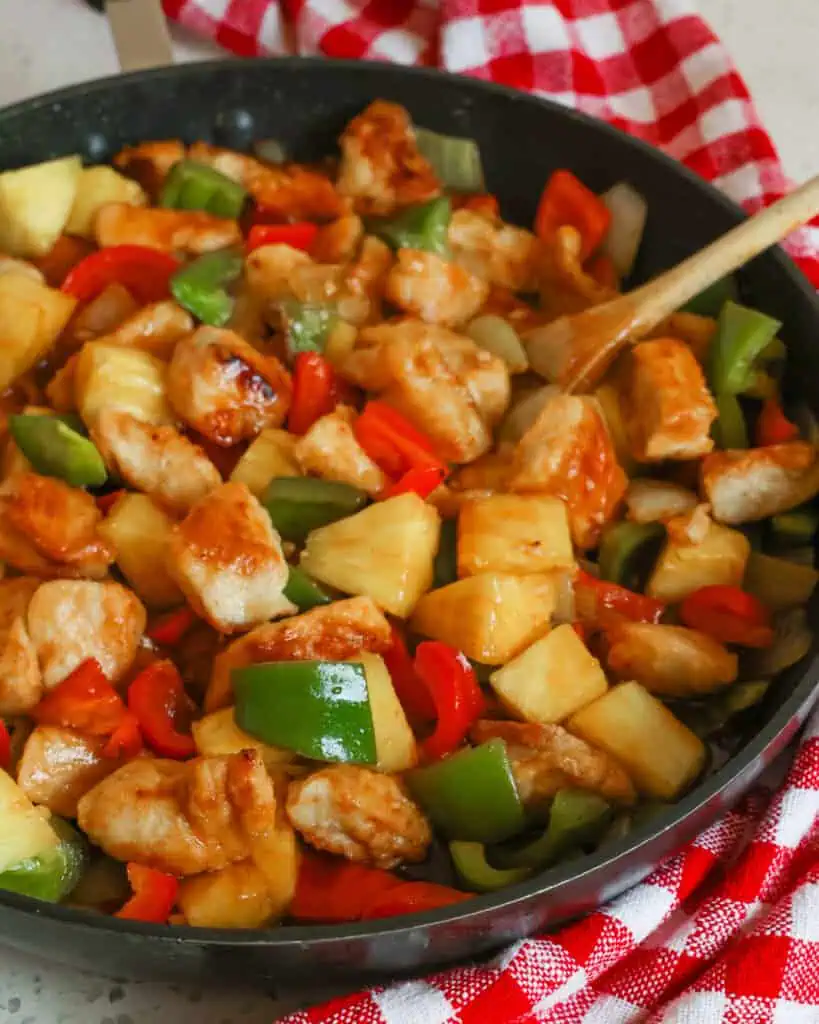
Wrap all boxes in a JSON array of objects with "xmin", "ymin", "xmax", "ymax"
[
  {"xmin": 681, "ymin": 274, "xmax": 738, "ymax": 318},
  {"xmin": 0, "ymin": 818, "xmax": 88, "ymax": 903},
  {"xmin": 279, "ymin": 299, "xmax": 338, "ymax": 360},
  {"xmin": 673, "ymin": 680, "xmax": 770, "ymax": 739},
  {"xmin": 284, "ymin": 566, "xmax": 333, "ymax": 612},
  {"xmin": 263, "ymin": 476, "xmax": 368, "ymax": 544},
  {"xmin": 9, "ymin": 414, "xmax": 107, "ymax": 488},
  {"xmin": 170, "ymin": 248, "xmax": 244, "ymax": 327},
  {"xmin": 708, "ymin": 300, "xmax": 782, "ymax": 396},
  {"xmin": 770, "ymin": 506, "xmax": 819, "ymax": 548},
  {"xmin": 371, "ymin": 197, "xmax": 452, "ymax": 257},
  {"xmin": 711, "ymin": 393, "xmax": 749, "ymax": 450},
  {"xmin": 598, "ymin": 522, "xmax": 665, "ymax": 592},
  {"xmin": 433, "ymin": 518, "xmax": 458, "ymax": 589},
  {"xmin": 407, "ymin": 739, "xmax": 525, "ymax": 844},
  {"xmin": 449, "ymin": 841, "xmax": 531, "ymax": 892},
  {"xmin": 160, "ymin": 160, "xmax": 248, "ymax": 219},
  {"xmin": 233, "ymin": 660, "xmax": 376, "ymax": 764}
]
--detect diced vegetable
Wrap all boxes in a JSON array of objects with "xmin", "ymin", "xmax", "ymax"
[
  {"xmin": 449, "ymin": 841, "xmax": 531, "ymax": 892},
  {"xmin": 414, "ymin": 127, "xmax": 485, "ymax": 192},
  {"xmin": 465, "ymin": 315, "xmax": 528, "ymax": 374},
  {"xmin": 682, "ymin": 274, "xmax": 738, "ymax": 318},
  {"xmin": 647, "ymin": 518, "xmax": 750, "ymax": 604},
  {"xmin": 489, "ymin": 624, "xmax": 608, "ymax": 725},
  {"xmin": 575, "ymin": 570, "xmax": 665, "ymax": 626},
  {"xmin": 178, "ymin": 861, "xmax": 282, "ymax": 929},
  {"xmin": 494, "ymin": 789, "xmax": 611, "ymax": 871},
  {"xmin": 74, "ymin": 342, "xmax": 174, "ymax": 428},
  {"xmin": 66, "ymin": 166, "xmax": 147, "ymax": 239},
  {"xmin": 127, "ymin": 661, "xmax": 195, "ymax": 760},
  {"xmin": 8, "ymin": 413, "xmax": 107, "ymax": 488},
  {"xmin": 599, "ymin": 182, "xmax": 647, "ymax": 279},
  {"xmin": 354, "ymin": 401, "xmax": 446, "ymax": 479},
  {"xmin": 247, "ymin": 223, "xmax": 318, "ymax": 253},
  {"xmin": 711, "ymin": 392, "xmax": 748, "ymax": 450},
  {"xmin": 414, "ymin": 641, "xmax": 485, "ymax": 761},
  {"xmin": 680, "ymin": 585, "xmax": 773, "ymax": 648},
  {"xmin": 498, "ymin": 386, "xmax": 560, "ymax": 446},
  {"xmin": 68, "ymin": 855, "xmax": 130, "ymax": 911},
  {"xmin": 283, "ymin": 567, "xmax": 333, "ymax": 612},
  {"xmin": 115, "ymin": 863, "xmax": 178, "ymax": 923},
  {"xmin": 279, "ymin": 300, "xmax": 338, "ymax": 360},
  {"xmin": 382, "ymin": 626, "xmax": 437, "ymax": 724},
  {"xmin": 756, "ymin": 396, "xmax": 799, "ymax": 447},
  {"xmin": 598, "ymin": 521, "xmax": 665, "ymax": 592},
  {"xmin": 191, "ymin": 707, "xmax": 292, "ymax": 767},
  {"xmin": 534, "ymin": 170, "xmax": 611, "ymax": 259},
  {"xmin": 300, "ymin": 492, "xmax": 440, "ymax": 618},
  {"xmin": 593, "ymin": 382, "xmax": 636, "ymax": 475},
  {"xmin": 770, "ymin": 506, "xmax": 819, "ymax": 548},
  {"xmin": 170, "ymin": 248, "xmax": 244, "ymax": 327},
  {"xmin": 457, "ymin": 494, "xmax": 575, "ymax": 577},
  {"xmin": 362, "ymin": 880, "xmax": 471, "ymax": 919},
  {"xmin": 743, "ymin": 608, "xmax": 812, "ymax": 677},
  {"xmin": 708, "ymin": 300, "xmax": 782, "ymax": 396},
  {"xmin": 61, "ymin": 246, "xmax": 179, "ymax": 305},
  {"xmin": 160, "ymin": 160, "xmax": 248, "ymax": 219},
  {"xmin": 145, "ymin": 606, "xmax": 196, "ymax": 647},
  {"xmin": 0, "ymin": 817, "xmax": 87, "ymax": 903},
  {"xmin": 0, "ymin": 274, "xmax": 77, "ymax": 390},
  {"xmin": 371, "ymin": 197, "xmax": 451, "ymax": 256},
  {"xmin": 410, "ymin": 573, "xmax": 557, "ymax": 665},
  {"xmin": 263, "ymin": 476, "xmax": 368, "ymax": 544},
  {"xmin": 743, "ymin": 552, "xmax": 819, "ymax": 612},
  {"xmin": 229, "ymin": 429, "xmax": 300, "ymax": 496},
  {"xmin": 356, "ymin": 652, "xmax": 418, "ymax": 773},
  {"xmin": 407, "ymin": 739, "xmax": 525, "ymax": 844},
  {"xmin": 233, "ymin": 660, "xmax": 377, "ymax": 764},
  {"xmin": 288, "ymin": 352, "xmax": 337, "ymax": 434},
  {"xmin": 674, "ymin": 679, "xmax": 770, "ymax": 739},
  {"xmin": 0, "ymin": 155, "xmax": 82, "ymax": 258},
  {"xmin": 0, "ymin": 769, "xmax": 60, "ymax": 875},
  {"xmin": 567, "ymin": 682, "xmax": 706, "ymax": 800}
]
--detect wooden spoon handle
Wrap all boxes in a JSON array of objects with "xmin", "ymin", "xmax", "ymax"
[
  {"xmin": 105, "ymin": 0, "xmax": 174, "ymax": 72},
  {"xmin": 629, "ymin": 173, "xmax": 819, "ymax": 330}
]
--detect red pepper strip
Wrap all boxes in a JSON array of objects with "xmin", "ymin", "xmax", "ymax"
[
  {"xmin": 246, "ymin": 222, "xmax": 319, "ymax": 253},
  {"xmin": 32, "ymin": 659, "xmax": 135, "ymax": 736},
  {"xmin": 415, "ymin": 641, "xmax": 486, "ymax": 762},
  {"xmin": 361, "ymin": 881, "xmax": 472, "ymax": 920},
  {"xmin": 290, "ymin": 851, "xmax": 403, "ymax": 923},
  {"xmin": 572, "ymin": 621, "xmax": 589, "ymax": 643},
  {"xmin": 0, "ymin": 720, "xmax": 10, "ymax": 771},
  {"xmin": 102, "ymin": 711, "xmax": 143, "ymax": 760},
  {"xmin": 586, "ymin": 252, "xmax": 619, "ymax": 289},
  {"xmin": 61, "ymin": 246, "xmax": 180, "ymax": 305},
  {"xmin": 756, "ymin": 397, "xmax": 799, "ymax": 447},
  {"xmin": 115, "ymin": 864, "xmax": 179, "ymax": 923},
  {"xmin": 382, "ymin": 625, "xmax": 436, "ymax": 723},
  {"xmin": 146, "ymin": 606, "xmax": 197, "ymax": 647},
  {"xmin": 385, "ymin": 464, "xmax": 447, "ymax": 500},
  {"xmin": 575, "ymin": 570, "xmax": 665, "ymax": 626},
  {"xmin": 354, "ymin": 400, "xmax": 446, "ymax": 481},
  {"xmin": 680, "ymin": 585, "xmax": 774, "ymax": 648},
  {"xmin": 128, "ymin": 660, "xmax": 196, "ymax": 760},
  {"xmin": 534, "ymin": 170, "xmax": 612, "ymax": 260},
  {"xmin": 288, "ymin": 352, "xmax": 337, "ymax": 435},
  {"xmin": 96, "ymin": 489, "xmax": 125, "ymax": 515}
]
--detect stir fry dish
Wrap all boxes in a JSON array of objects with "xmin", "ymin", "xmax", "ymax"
[{"xmin": 0, "ymin": 100, "xmax": 817, "ymax": 929}]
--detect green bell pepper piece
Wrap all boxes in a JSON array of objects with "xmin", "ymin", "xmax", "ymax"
[
  {"xmin": 711, "ymin": 392, "xmax": 749, "ymax": 449},
  {"xmin": 262, "ymin": 476, "xmax": 368, "ymax": 543},
  {"xmin": 407, "ymin": 739, "xmax": 525, "ymax": 844},
  {"xmin": 372, "ymin": 197, "xmax": 451, "ymax": 256},
  {"xmin": 160, "ymin": 160, "xmax": 248, "ymax": 219},
  {"xmin": 233, "ymin": 660, "xmax": 376, "ymax": 764},
  {"xmin": 279, "ymin": 299, "xmax": 338, "ymax": 360},
  {"xmin": 598, "ymin": 521, "xmax": 665, "ymax": 592},
  {"xmin": 8, "ymin": 413, "xmax": 107, "ymax": 488},
  {"xmin": 681, "ymin": 274, "xmax": 738, "ymax": 318},
  {"xmin": 433, "ymin": 518, "xmax": 458, "ymax": 589},
  {"xmin": 449, "ymin": 840, "xmax": 531, "ymax": 892},
  {"xmin": 494, "ymin": 789, "xmax": 611, "ymax": 871},
  {"xmin": 284, "ymin": 566, "xmax": 333, "ymax": 611},
  {"xmin": 674, "ymin": 680, "xmax": 769, "ymax": 739},
  {"xmin": 0, "ymin": 818, "xmax": 87, "ymax": 903},
  {"xmin": 708, "ymin": 300, "xmax": 782, "ymax": 396},
  {"xmin": 170, "ymin": 248, "xmax": 244, "ymax": 327},
  {"xmin": 770, "ymin": 506, "xmax": 819, "ymax": 548}
]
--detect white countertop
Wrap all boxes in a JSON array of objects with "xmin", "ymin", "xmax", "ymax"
[{"xmin": 0, "ymin": 1, "xmax": 817, "ymax": 1021}]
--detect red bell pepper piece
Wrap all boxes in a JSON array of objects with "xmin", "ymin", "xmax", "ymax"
[
  {"xmin": 353, "ymin": 401, "xmax": 447, "ymax": 481},
  {"xmin": 382, "ymin": 625, "xmax": 436, "ymax": 723},
  {"xmin": 0, "ymin": 720, "xmax": 10, "ymax": 771},
  {"xmin": 96, "ymin": 489, "xmax": 125, "ymax": 515},
  {"xmin": 572, "ymin": 621, "xmax": 589, "ymax": 643},
  {"xmin": 385, "ymin": 464, "xmax": 447, "ymax": 500},
  {"xmin": 102, "ymin": 711, "xmax": 143, "ymax": 760},
  {"xmin": 128, "ymin": 660, "xmax": 196, "ymax": 760},
  {"xmin": 361, "ymin": 881, "xmax": 471, "ymax": 920},
  {"xmin": 415, "ymin": 641, "xmax": 486, "ymax": 762},
  {"xmin": 61, "ymin": 246, "xmax": 180, "ymax": 305},
  {"xmin": 146, "ymin": 606, "xmax": 197, "ymax": 647},
  {"xmin": 680, "ymin": 585, "xmax": 774, "ymax": 648},
  {"xmin": 534, "ymin": 170, "xmax": 611, "ymax": 260},
  {"xmin": 291, "ymin": 851, "xmax": 402, "ymax": 923},
  {"xmin": 115, "ymin": 864, "xmax": 179, "ymax": 923},
  {"xmin": 575, "ymin": 570, "xmax": 665, "ymax": 626},
  {"xmin": 246, "ymin": 222, "xmax": 318, "ymax": 253},
  {"xmin": 288, "ymin": 352, "xmax": 336, "ymax": 435},
  {"xmin": 33, "ymin": 659, "xmax": 134, "ymax": 736},
  {"xmin": 755, "ymin": 397, "xmax": 799, "ymax": 447}
]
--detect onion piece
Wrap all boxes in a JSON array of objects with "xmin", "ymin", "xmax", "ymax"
[
  {"xmin": 497, "ymin": 384, "xmax": 560, "ymax": 444},
  {"xmin": 745, "ymin": 608, "xmax": 813, "ymax": 677},
  {"xmin": 625, "ymin": 479, "xmax": 699, "ymax": 524},
  {"xmin": 466, "ymin": 315, "xmax": 528, "ymax": 374},
  {"xmin": 414, "ymin": 127, "xmax": 484, "ymax": 192},
  {"xmin": 600, "ymin": 182, "xmax": 648, "ymax": 279},
  {"xmin": 253, "ymin": 139, "xmax": 288, "ymax": 165},
  {"xmin": 551, "ymin": 571, "xmax": 576, "ymax": 625}
]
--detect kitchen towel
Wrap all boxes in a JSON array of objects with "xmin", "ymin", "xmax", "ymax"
[{"xmin": 158, "ymin": 1, "xmax": 819, "ymax": 1020}]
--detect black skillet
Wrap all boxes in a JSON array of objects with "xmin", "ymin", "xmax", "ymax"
[{"xmin": 1, "ymin": 57, "xmax": 818, "ymax": 987}]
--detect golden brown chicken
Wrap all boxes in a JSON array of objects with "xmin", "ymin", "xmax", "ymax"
[
  {"xmin": 0, "ymin": 578, "xmax": 42, "ymax": 715},
  {"xmin": 294, "ymin": 407, "xmax": 388, "ymax": 497},
  {"xmin": 95, "ymin": 203, "xmax": 242, "ymax": 256},
  {"xmin": 16, "ymin": 726, "xmax": 118, "ymax": 818}
]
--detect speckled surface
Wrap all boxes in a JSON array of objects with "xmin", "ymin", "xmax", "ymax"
[{"xmin": 0, "ymin": 0, "xmax": 817, "ymax": 1020}]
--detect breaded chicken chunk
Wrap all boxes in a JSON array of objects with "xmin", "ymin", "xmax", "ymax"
[
  {"xmin": 95, "ymin": 203, "xmax": 242, "ymax": 256},
  {"xmin": 294, "ymin": 407, "xmax": 387, "ymax": 497}
]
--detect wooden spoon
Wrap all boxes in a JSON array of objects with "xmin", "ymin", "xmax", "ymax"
[{"xmin": 525, "ymin": 174, "xmax": 819, "ymax": 393}]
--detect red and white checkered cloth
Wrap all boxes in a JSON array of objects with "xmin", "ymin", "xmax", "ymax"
[{"xmin": 158, "ymin": 1, "xmax": 819, "ymax": 1020}]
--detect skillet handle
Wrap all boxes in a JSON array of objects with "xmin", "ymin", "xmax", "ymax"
[{"xmin": 104, "ymin": 0, "xmax": 174, "ymax": 72}]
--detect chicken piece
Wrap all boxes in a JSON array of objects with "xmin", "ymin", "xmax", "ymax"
[
  {"xmin": 0, "ymin": 578, "xmax": 42, "ymax": 715},
  {"xmin": 604, "ymin": 621, "xmax": 738, "ymax": 698},
  {"xmin": 294, "ymin": 407, "xmax": 387, "ymax": 497},
  {"xmin": 619, "ymin": 339, "xmax": 717, "ymax": 462},
  {"xmin": 286, "ymin": 764, "xmax": 431, "ymax": 869},
  {"xmin": 0, "ymin": 473, "xmax": 114, "ymax": 578},
  {"xmin": 77, "ymin": 750, "xmax": 279, "ymax": 876},
  {"xmin": 336, "ymin": 100, "xmax": 441, "ymax": 216},
  {"xmin": 44, "ymin": 356, "xmax": 79, "ymax": 414},
  {"xmin": 431, "ymin": 330, "xmax": 510, "ymax": 427},
  {"xmin": 471, "ymin": 720, "xmax": 636, "ymax": 809},
  {"xmin": 537, "ymin": 225, "xmax": 616, "ymax": 319},
  {"xmin": 113, "ymin": 139, "xmax": 186, "ymax": 198},
  {"xmin": 93, "ymin": 300, "xmax": 194, "ymax": 360},
  {"xmin": 95, "ymin": 203, "xmax": 242, "ymax": 256},
  {"xmin": 701, "ymin": 442, "xmax": 819, "ymax": 524},
  {"xmin": 66, "ymin": 282, "xmax": 141, "ymax": 349},
  {"xmin": 167, "ymin": 326, "xmax": 292, "ymax": 447},
  {"xmin": 92, "ymin": 410, "xmax": 221, "ymax": 515},
  {"xmin": 448, "ymin": 209, "xmax": 540, "ymax": 292},
  {"xmin": 625, "ymin": 479, "xmax": 699, "ymax": 524},
  {"xmin": 310, "ymin": 214, "xmax": 364, "ymax": 263},
  {"xmin": 384, "ymin": 250, "xmax": 488, "ymax": 328},
  {"xmin": 206, "ymin": 595, "xmax": 392, "ymax": 710},
  {"xmin": 187, "ymin": 142, "xmax": 344, "ymax": 222},
  {"xmin": 16, "ymin": 726, "xmax": 119, "ymax": 818},
  {"xmin": 168, "ymin": 481, "xmax": 294, "ymax": 634},
  {"xmin": 508, "ymin": 394, "xmax": 627, "ymax": 549},
  {"xmin": 245, "ymin": 243, "xmax": 313, "ymax": 304},
  {"xmin": 342, "ymin": 236, "xmax": 394, "ymax": 325}
]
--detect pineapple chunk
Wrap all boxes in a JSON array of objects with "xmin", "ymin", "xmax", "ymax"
[
  {"xmin": 0, "ymin": 275, "xmax": 77, "ymax": 390},
  {"xmin": 357, "ymin": 652, "xmax": 417, "ymax": 772},
  {"xmin": 458, "ymin": 494, "xmax": 574, "ymax": 577},
  {"xmin": 411, "ymin": 573, "xmax": 556, "ymax": 665},
  {"xmin": 66, "ymin": 166, "xmax": 147, "ymax": 239},
  {"xmin": 229, "ymin": 429, "xmax": 301, "ymax": 497},
  {"xmin": 489, "ymin": 623, "xmax": 607, "ymax": 724},
  {"xmin": 647, "ymin": 517, "xmax": 750, "ymax": 603},
  {"xmin": 0, "ymin": 155, "xmax": 82, "ymax": 258},
  {"xmin": 191, "ymin": 708, "xmax": 292, "ymax": 768},
  {"xmin": 567, "ymin": 681, "xmax": 705, "ymax": 800},
  {"xmin": 594, "ymin": 382, "xmax": 636, "ymax": 475},
  {"xmin": 97, "ymin": 493, "xmax": 183, "ymax": 608},
  {"xmin": 74, "ymin": 342, "xmax": 174, "ymax": 428},
  {"xmin": 0, "ymin": 768, "xmax": 59, "ymax": 873},
  {"xmin": 300, "ymin": 493, "xmax": 440, "ymax": 617},
  {"xmin": 178, "ymin": 861, "xmax": 281, "ymax": 929}
]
